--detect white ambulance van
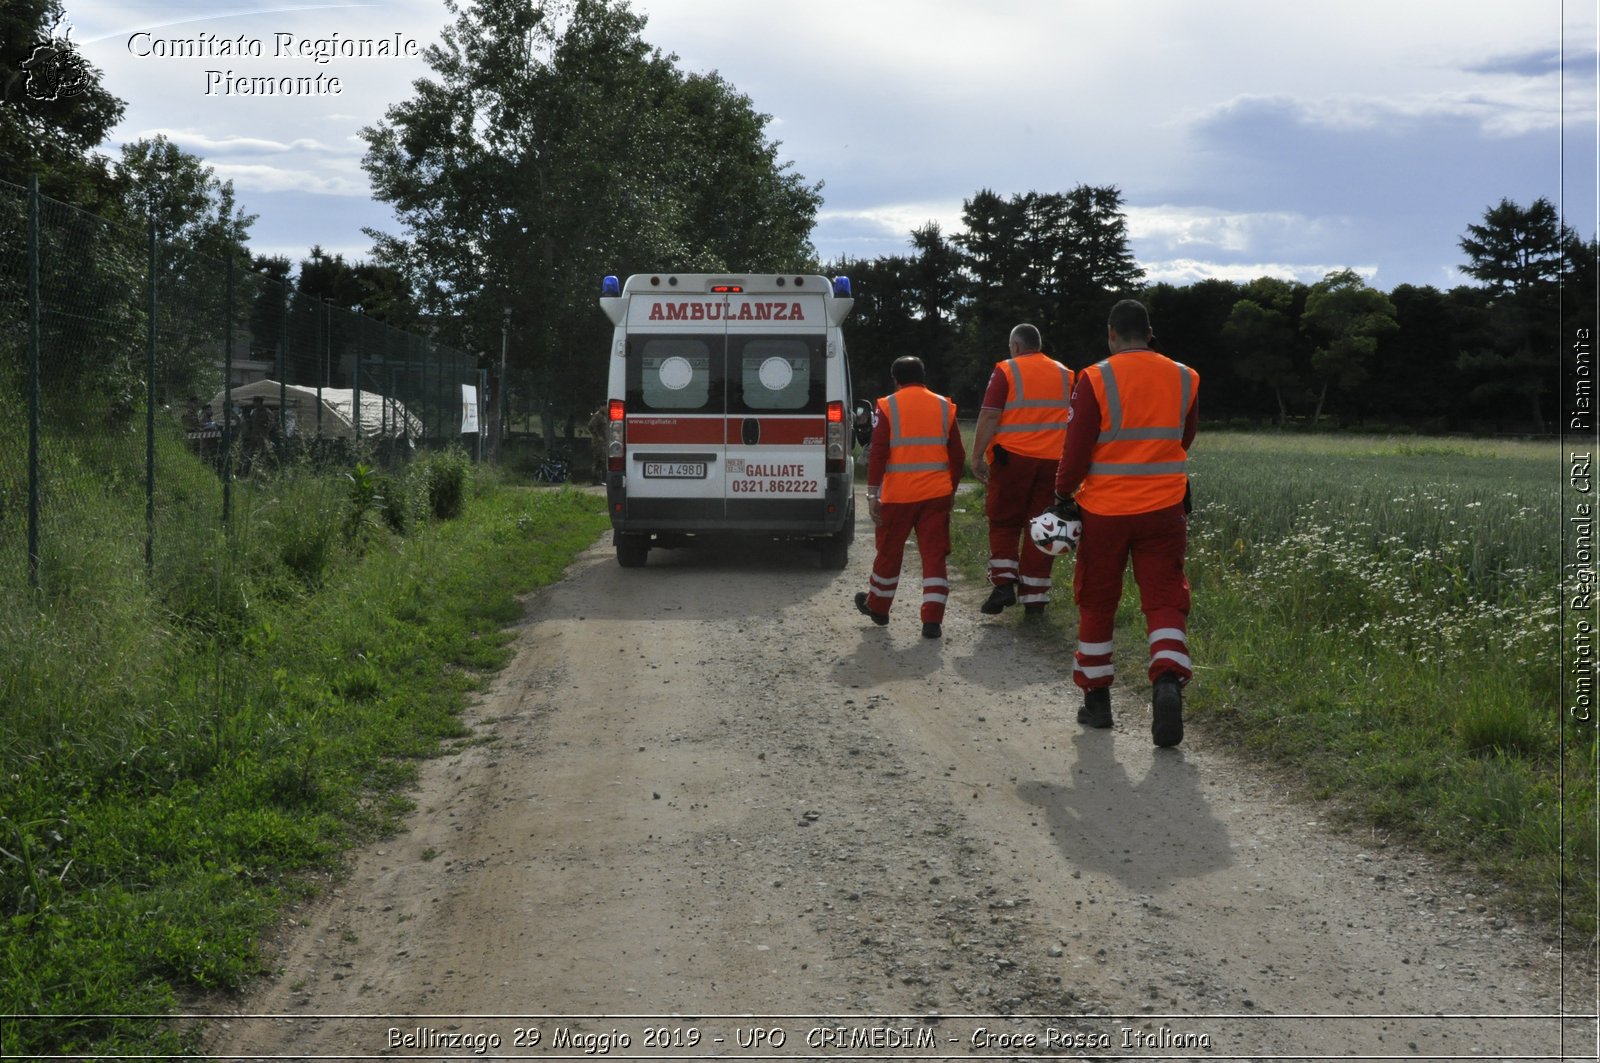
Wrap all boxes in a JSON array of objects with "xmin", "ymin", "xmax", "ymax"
[{"xmin": 598, "ymin": 272, "xmax": 857, "ymax": 568}]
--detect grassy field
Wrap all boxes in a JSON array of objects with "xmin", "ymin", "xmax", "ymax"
[
  {"xmin": 951, "ymin": 430, "xmax": 1593, "ymax": 939},
  {"xmin": 0, "ymin": 429, "xmax": 610, "ymax": 1057}
]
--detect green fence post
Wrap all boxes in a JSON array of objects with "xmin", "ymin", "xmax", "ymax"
[
  {"xmin": 145, "ymin": 219, "xmax": 157, "ymax": 577},
  {"xmin": 278, "ymin": 280, "xmax": 287, "ymax": 444},
  {"xmin": 222, "ymin": 254, "xmax": 233, "ymax": 523},
  {"xmin": 26, "ymin": 175, "xmax": 41, "ymax": 590},
  {"xmin": 353, "ymin": 307, "xmax": 363, "ymax": 443}
]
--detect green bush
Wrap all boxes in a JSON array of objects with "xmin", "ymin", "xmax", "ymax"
[{"xmin": 418, "ymin": 446, "xmax": 469, "ymax": 520}]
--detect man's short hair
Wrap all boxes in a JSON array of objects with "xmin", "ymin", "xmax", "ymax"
[
  {"xmin": 1009, "ymin": 323, "xmax": 1042, "ymax": 353},
  {"xmin": 891, "ymin": 356, "xmax": 926, "ymax": 386},
  {"xmin": 1107, "ymin": 299, "xmax": 1152, "ymax": 343}
]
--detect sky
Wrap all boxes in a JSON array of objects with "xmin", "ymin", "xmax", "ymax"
[{"xmin": 57, "ymin": 0, "xmax": 1600, "ymax": 292}]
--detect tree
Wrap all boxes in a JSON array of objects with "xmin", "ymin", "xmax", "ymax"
[
  {"xmin": 115, "ymin": 135, "xmax": 256, "ymax": 404},
  {"xmin": 1053, "ymin": 184, "xmax": 1145, "ymax": 355},
  {"xmin": 1455, "ymin": 197, "xmax": 1573, "ymax": 432},
  {"xmin": 360, "ymin": 0, "xmax": 820, "ymax": 440},
  {"xmin": 831, "ymin": 253, "xmax": 915, "ymax": 402},
  {"xmin": 1223, "ymin": 278, "xmax": 1303, "ymax": 426},
  {"xmin": 1301, "ymin": 269, "xmax": 1398, "ymax": 426},
  {"xmin": 1459, "ymin": 197, "xmax": 1566, "ymax": 297},
  {"xmin": 0, "ymin": 0, "xmax": 124, "ymax": 203},
  {"xmin": 904, "ymin": 222, "xmax": 968, "ymax": 395},
  {"xmin": 952, "ymin": 189, "xmax": 1037, "ymax": 366},
  {"xmin": 952, "ymin": 185, "xmax": 1143, "ymax": 370}
]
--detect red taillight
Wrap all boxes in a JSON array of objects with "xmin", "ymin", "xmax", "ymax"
[
  {"xmin": 607, "ymin": 399, "xmax": 625, "ymax": 471},
  {"xmin": 826, "ymin": 401, "xmax": 846, "ymax": 474},
  {"xmin": 710, "ymin": 285, "xmax": 743, "ymax": 293}
]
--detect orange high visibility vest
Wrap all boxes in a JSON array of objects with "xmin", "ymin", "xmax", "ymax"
[
  {"xmin": 992, "ymin": 352, "xmax": 1074, "ymax": 460},
  {"xmin": 878, "ymin": 385, "xmax": 957, "ymax": 504},
  {"xmin": 1075, "ymin": 350, "xmax": 1198, "ymax": 516}
]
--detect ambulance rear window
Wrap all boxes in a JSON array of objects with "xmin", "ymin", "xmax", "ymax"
[
  {"xmin": 730, "ymin": 337, "xmax": 822, "ymax": 414},
  {"xmin": 630, "ymin": 337, "xmax": 716, "ymax": 412}
]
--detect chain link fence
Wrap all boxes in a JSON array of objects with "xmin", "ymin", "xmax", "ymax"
[{"xmin": 0, "ymin": 175, "xmax": 486, "ymax": 594}]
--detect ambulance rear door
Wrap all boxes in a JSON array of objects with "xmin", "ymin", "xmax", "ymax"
[
  {"xmin": 620, "ymin": 309, "xmax": 728, "ymax": 529},
  {"xmin": 723, "ymin": 296, "xmax": 829, "ymax": 530}
]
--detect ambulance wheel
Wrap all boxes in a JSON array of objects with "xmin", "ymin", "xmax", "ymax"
[
  {"xmin": 616, "ymin": 533, "xmax": 649, "ymax": 568},
  {"xmin": 819, "ymin": 501, "xmax": 854, "ymax": 570},
  {"xmin": 819, "ymin": 536, "xmax": 849, "ymax": 570}
]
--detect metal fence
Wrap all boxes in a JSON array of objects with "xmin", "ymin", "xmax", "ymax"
[{"xmin": 0, "ymin": 175, "xmax": 485, "ymax": 591}]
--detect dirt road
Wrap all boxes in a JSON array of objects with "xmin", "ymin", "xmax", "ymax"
[{"xmin": 214, "ymin": 502, "xmax": 1593, "ymax": 1061}]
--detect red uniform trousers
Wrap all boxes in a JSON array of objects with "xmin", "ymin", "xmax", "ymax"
[
  {"xmin": 1071, "ymin": 502, "xmax": 1192, "ymax": 690},
  {"xmin": 984, "ymin": 452, "xmax": 1061, "ymax": 606},
  {"xmin": 864, "ymin": 495, "xmax": 953, "ymax": 624}
]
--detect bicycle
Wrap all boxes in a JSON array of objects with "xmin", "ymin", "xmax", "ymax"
[{"xmin": 532, "ymin": 451, "xmax": 570, "ymax": 484}]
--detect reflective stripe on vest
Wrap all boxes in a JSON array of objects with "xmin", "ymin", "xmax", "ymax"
[
  {"xmin": 1076, "ymin": 351, "xmax": 1197, "ymax": 516},
  {"xmin": 880, "ymin": 386, "xmax": 956, "ymax": 503},
  {"xmin": 993, "ymin": 353, "xmax": 1074, "ymax": 460}
]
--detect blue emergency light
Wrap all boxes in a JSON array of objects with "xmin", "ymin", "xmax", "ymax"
[
  {"xmin": 832, "ymin": 276, "xmax": 852, "ymax": 298},
  {"xmin": 601, "ymin": 275, "xmax": 621, "ymax": 296}
]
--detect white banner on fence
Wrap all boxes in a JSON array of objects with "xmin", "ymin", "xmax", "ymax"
[{"xmin": 460, "ymin": 384, "xmax": 480, "ymax": 434}]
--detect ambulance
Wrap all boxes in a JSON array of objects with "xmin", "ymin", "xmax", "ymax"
[{"xmin": 598, "ymin": 272, "xmax": 857, "ymax": 568}]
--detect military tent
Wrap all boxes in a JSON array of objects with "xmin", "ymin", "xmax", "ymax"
[{"xmin": 209, "ymin": 379, "xmax": 424, "ymax": 440}]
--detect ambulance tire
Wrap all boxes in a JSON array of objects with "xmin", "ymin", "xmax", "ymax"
[
  {"xmin": 615, "ymin": 532, "xmax": 650, "ymax": 568},
  {"xmin": 819, "ymin": 535, "xmax": 849, "ymax": 570},
  {"xmin": 819, "ymin": 501, "xmax": 854, "ymax": 570}
]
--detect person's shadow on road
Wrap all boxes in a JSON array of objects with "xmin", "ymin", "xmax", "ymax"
[{"xmin": 1017, "ymin": 729, "xmax": 1233, "ymax": 892}]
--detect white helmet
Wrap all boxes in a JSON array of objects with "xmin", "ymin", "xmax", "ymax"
[{"xmin": 1029, "ymin": 510, "xmax": 1078, "ymax": 556}]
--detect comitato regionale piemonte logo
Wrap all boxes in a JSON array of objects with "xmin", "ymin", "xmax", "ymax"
[{"xmin": 20, "ymin": 13, "xmax": 90, "ymax": 102}]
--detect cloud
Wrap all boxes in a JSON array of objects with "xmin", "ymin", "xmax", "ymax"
[
  {"xmin": 209, "ymin": 161, "xmax": 368, "ymax": 195},
  {"xmin": 126, "ymin": 128, "xmax": 338, "ymax": 154},
  {"xmin": 817, "ymin": 201, "xmax": 967, "ymax": 244},
  {"xmin": 1126, "ymin": 205, "xmax": 1349, "ymax": 256},
  {"xmin": 1141, "ymin": 259, "xmax": 1377, "ymax": 287},
  {"xmin": 1464, "ymin": 46, "xmax": 1598, "ymax": 78}
]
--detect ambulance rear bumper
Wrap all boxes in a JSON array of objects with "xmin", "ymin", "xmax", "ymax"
[{"xmin": 607, "ymin": 474, "xmax": 851, "ymax": 537}]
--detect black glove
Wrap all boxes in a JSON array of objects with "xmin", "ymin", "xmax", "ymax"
[{"xmin": 1050, "ymin": 495, "xmax": 1081, "ymax": 522}]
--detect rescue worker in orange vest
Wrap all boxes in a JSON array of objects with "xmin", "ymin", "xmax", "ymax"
[
  {"xmin": 1051, "ymin": 299, "xmax": 1198, "ymax": 747},
  {"xmin": 855, "ymin": 356, "xmax": 967, "ymax": 640},
  {"xmin": 971, "ymin": 323, "xmax": 1074, "ymax": 618}
]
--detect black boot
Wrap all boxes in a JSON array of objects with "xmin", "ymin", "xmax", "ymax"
[
  {"xmin": 1077, "ymin": 686, "xmax": 1112, "ymax": 728},
  {"xmin": 854, "ymin": 592, "xmax": 888, "ymax": 626},
  {"xmin": 980, "ymin": 584, "xmax": 1016, "ymax": 614},
  {"xmin": 1151, "ymin": 673, "xmax": 1184, "ymax": 748}
]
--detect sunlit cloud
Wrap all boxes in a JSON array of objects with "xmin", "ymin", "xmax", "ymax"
[
  {"xmin": 1141, "ymin": 259, "xmax": 1377, "ymax": 287},
  {"xmin": 127, "ymin": 128, "xmax": 338, "ymax": 154},
  {"xmin": 209, "ymin": 161, "xmax": 368, "ymax": 195},
  {"xmin": 817, "ymin": 201, "xmax": 967, "ymax": 244}
]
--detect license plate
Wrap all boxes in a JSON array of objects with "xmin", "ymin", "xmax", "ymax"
[{"xmin": 643, "ymin": 461, "xmax": 707, "ymax": 479}]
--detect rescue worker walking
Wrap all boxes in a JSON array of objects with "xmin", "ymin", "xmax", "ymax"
[
  {"xmin": 1052, "ymin": 299, "xmax": 1198, "ymax": 747},
  {"xmin": 971, "ymin": 323, "xmax": 1073, "ymax": 618},
  {"xmin": 855, "ymin": 356, "xmax": 967, "ymax": 640}
]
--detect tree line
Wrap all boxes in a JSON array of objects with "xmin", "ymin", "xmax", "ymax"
[
  {"xmin": 5, "ymin": 0, "xmax": 1593, "ymax": 436},
  {"xmin": 835, "ymin": 192, "xmax": 1595, "ymax": 435}
]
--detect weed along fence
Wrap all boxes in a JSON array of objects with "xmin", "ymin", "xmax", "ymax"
[{"xmin": 0, "ymin": 175, "xmax": 484, "ymax": 591}]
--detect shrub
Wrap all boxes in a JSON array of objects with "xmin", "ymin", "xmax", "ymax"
[{"xmin": 418, "ymin": 447, "xmax": 469, "ymax": 521}]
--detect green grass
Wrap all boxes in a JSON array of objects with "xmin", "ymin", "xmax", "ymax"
[
  {"xmin": 951, "ymin": 430, "xmax": 1595, "ymax": 940},
  {"xmin": 0, "ymin": 419, "xmax": 609, "ymax": 1057}
]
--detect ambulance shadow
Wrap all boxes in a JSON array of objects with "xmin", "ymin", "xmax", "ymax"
[
  {"xmin": 631, "ymin": 535, "xmax": 836, "ymax": 572},
  {"xmin": 572, "ymin": 536, "xmax": 857, "ymax": 622},
  {"xmin": 1016, "ymin": 731, "xmax": 1233, "ymax": 891}
]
